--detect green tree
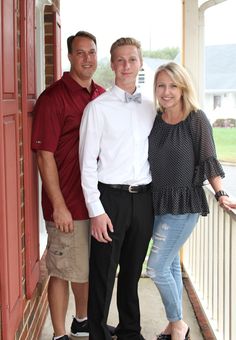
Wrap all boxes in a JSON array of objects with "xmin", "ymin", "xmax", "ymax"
[
  {"xmin": 94, "ymin": 62, "xmax": 114, "ymax": 89},
  {"xmin": 143, "ymin": 47, "xmax": 180, "ymax": 60}
]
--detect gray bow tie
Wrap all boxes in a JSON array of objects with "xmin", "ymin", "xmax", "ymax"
[{"xmin": 125, "ymin": 92, "xmax": 142, "ymax": 103}]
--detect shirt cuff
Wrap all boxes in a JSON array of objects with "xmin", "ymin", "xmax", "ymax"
[{"xmin": 87, "ymin": 200, "xmax": 105, "ymax": 218}]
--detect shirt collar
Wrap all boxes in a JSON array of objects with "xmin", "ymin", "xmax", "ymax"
[
  {"xmin": 111, "ymin": 85, "xmax": 140, "ymax": 103},
  {"xmin": 62, "ymin": 72, "xmax": 99, "ymax": 95},
  {"xmin": 62, "ymin": 72, "xmax": 82, "ymax": 92}
]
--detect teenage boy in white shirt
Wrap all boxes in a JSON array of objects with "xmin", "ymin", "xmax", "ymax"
[{"xmin": 80, "ymin": 37, "xmax": 156, "ymax": 340}]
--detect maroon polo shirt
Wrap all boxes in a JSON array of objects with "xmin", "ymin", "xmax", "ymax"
[{"xmin": 31, "ymin": 72, "xmax": 105, "ymax": 221}]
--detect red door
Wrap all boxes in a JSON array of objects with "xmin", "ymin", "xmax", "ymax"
[
  {"xmin": 20, "ymin": 0, "xmax": 40, "ymax": 299},
  {"xmin": 0, "ymin": 0, "xmax": 23, "ymax": 339}
]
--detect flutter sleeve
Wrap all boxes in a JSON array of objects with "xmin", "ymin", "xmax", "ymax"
[{"xmin": 188, "ymin": 110, "xmax": 225, "ymax": 185}]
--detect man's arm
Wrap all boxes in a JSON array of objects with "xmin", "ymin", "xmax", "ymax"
[
  {"xmin": 79, "ymin": 103, "xmax": 113, "ymax": 243},
  {"xmin": 37, "ymin": 150, "xmax": 73, "ymax": 232}
]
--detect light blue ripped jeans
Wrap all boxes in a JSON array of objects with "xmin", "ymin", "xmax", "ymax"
[{"xmin": 147, "ymin": 213, "xmax": 199, "ymax": 322}]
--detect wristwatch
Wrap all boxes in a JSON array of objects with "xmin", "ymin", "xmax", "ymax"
[{"xmin": 214, "ymin": 190, "xmax": 229, "ymax": 201}]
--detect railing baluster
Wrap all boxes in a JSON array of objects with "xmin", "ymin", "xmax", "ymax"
[{"xmin": 182, "ymin": 187, "xmax": 236, "ymax": 340}]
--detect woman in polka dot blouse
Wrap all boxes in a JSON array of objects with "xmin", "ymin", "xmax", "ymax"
[{"xmin": 147, "ymin": 62, "xmax": 236, "ymax": 340}]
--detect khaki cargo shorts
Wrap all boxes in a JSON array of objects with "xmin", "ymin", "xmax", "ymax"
[{"xmin": 45, "ymin": 220, "xmax": 90, "ymax": 283}]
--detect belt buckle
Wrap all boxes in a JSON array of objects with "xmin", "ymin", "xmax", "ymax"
[{"xmin": 128, "ymin": 185, "xmax": 139, "ymax": 193}]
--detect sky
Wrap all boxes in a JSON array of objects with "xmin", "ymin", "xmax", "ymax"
[{"xmin": 60, "ymin": 0, "xmax": 236, "ymax": 70}]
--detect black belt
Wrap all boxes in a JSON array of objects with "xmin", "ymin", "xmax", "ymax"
[{"xmin": 98, "ymin": 182, "xmax": 151, "ymax": 193}]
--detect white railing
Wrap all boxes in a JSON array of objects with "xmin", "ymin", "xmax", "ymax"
[{"xmin": 182, "ymin": 186, "xmax": 236, "ymax": 340}]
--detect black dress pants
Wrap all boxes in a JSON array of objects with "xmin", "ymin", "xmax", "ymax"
[{"xmin": 88, "ymin": 183, "xmax": 154, "ymax": 340}]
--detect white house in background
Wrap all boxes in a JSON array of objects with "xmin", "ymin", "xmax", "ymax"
[
  {"xmin": 138, "ymin": 44, "xmax": 236, "ymax": 125},
  {"xmin": 136, "ymin": 58, "xmax": 170, "ymax": 99},
  {"xmin": 205, "ymin": 44, "xmax": 236, "ymax": 124}
]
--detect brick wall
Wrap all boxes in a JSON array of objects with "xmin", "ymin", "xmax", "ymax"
[
  {"xmin": 44, "ymin": 5, "xmax": 55, "ymax": 87},
  {"xmin": 15, "ymin": 258, "xmax": 49, "ymax": 340},
  {"xmin": 45, "ymin": 1, "xmax": 60, "ymax": 87}
]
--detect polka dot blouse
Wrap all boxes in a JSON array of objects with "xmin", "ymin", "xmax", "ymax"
[{"xmin": 148, "ymin": 109, "xmax": 225, "ymax": 216}]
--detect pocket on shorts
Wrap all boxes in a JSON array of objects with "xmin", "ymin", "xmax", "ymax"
[{"xmin": 46, "ymin": 224, "xmax": 74, "ymax": 273}]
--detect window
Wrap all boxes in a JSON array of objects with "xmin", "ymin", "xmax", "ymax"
[{"xmin": 213, "ymin": 95, "xmax": 221, "ymax": 109}]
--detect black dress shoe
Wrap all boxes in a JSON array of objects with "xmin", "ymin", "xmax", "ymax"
[
  {"xmin": 116, "ymin": 333, "xmax": 145, "ymax": 340},
  {"xmin": 155, "ymin": 333, "xmax": 171, "ymax": 340},
  {"xmin": 107, "ymin": 324, "xmax": 116, "ymax": 336},
  {"xmin": 184, "ymin": 327, "xmax": 190, "ymax": 340}
]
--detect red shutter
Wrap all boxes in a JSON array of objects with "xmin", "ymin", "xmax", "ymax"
[
  {"xmin": 0, "ymin": 0, "xmax": 23, "ymax": 339},
  {"xmin": 21, "ymin": 0, "xmax": 40, "ymax": 298},
  {"xmin": 53, "ymin": 10, "xmax": 62, "ymax": 80}
]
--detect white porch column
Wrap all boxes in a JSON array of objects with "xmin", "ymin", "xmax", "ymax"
[
  {"xmin": 182, "ymin": 0, "xmax": 227, "ymax": 107},
  {"xmin": 182, "ymin": 0, "xmax": 202, "ymax": 104}
]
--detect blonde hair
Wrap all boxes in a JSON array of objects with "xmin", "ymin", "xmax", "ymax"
[
  {"xmin": 110, "ymin": 37, "xmax": 143, "ymax": 63},
  {"xmin": 153, "ymin": 62, "xmax": 199, "ymax": 118}
]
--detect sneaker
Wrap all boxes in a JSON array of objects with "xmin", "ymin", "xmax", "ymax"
[
  {"xmin": 71, "ymin": 317, "xmax": 89, "ymax": 337},
  {"xmin": 52, "ymin": 335, "xmax": 70, "ymax": 340}
]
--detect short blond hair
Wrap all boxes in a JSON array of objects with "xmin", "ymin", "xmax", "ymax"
[
  {"xmin": 110, "ymin": 37, "xmax": 143, "ymax": 63},
  {"xmin": 154, "ymin": 62, "xmax": 199, "ymax": 118}
]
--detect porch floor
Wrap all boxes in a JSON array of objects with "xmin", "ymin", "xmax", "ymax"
[{"xmin": 39, "ymin": 277, "xmax": 204, "ymax": 340}]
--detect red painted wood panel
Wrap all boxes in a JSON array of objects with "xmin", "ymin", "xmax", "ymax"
[
  {"xmin": 3, "ymin": 116, "xmax": 22, "ymax": 307},
  {"xmin": 2, "ymin": 0, "xmax": 15, "ymax": 95},
  {"xmin": 0, "ymin": 0, "xmax": 23, "ymax": 339},
  {"xmin": 26, "ymin": 0, "xmax": 36, "ymax": 96},
  {"xmin": 0, "ymin": 119, "xmax": 22, "ymax": 340},
  {"xmin": 21, "ymin": 0, "xmax": 40, "ymax": 299},
  {"xmin": 0, "ymin": 0, "xmax": 5, "ymax": 332}
]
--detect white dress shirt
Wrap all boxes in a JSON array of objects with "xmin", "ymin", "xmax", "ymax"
[{"xmin": 79, "ymin": 85, "xmax": 156, "ymax": 217}]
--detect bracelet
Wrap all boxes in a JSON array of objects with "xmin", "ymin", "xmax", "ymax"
[{"xmin": 215, "ymin": 190, "xmax": 229, "ymax": 201}]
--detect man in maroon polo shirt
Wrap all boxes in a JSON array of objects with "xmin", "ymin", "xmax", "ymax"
[{"xmin": 31, "ymin": 31, "xmax": 105, "ymax": 340}]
